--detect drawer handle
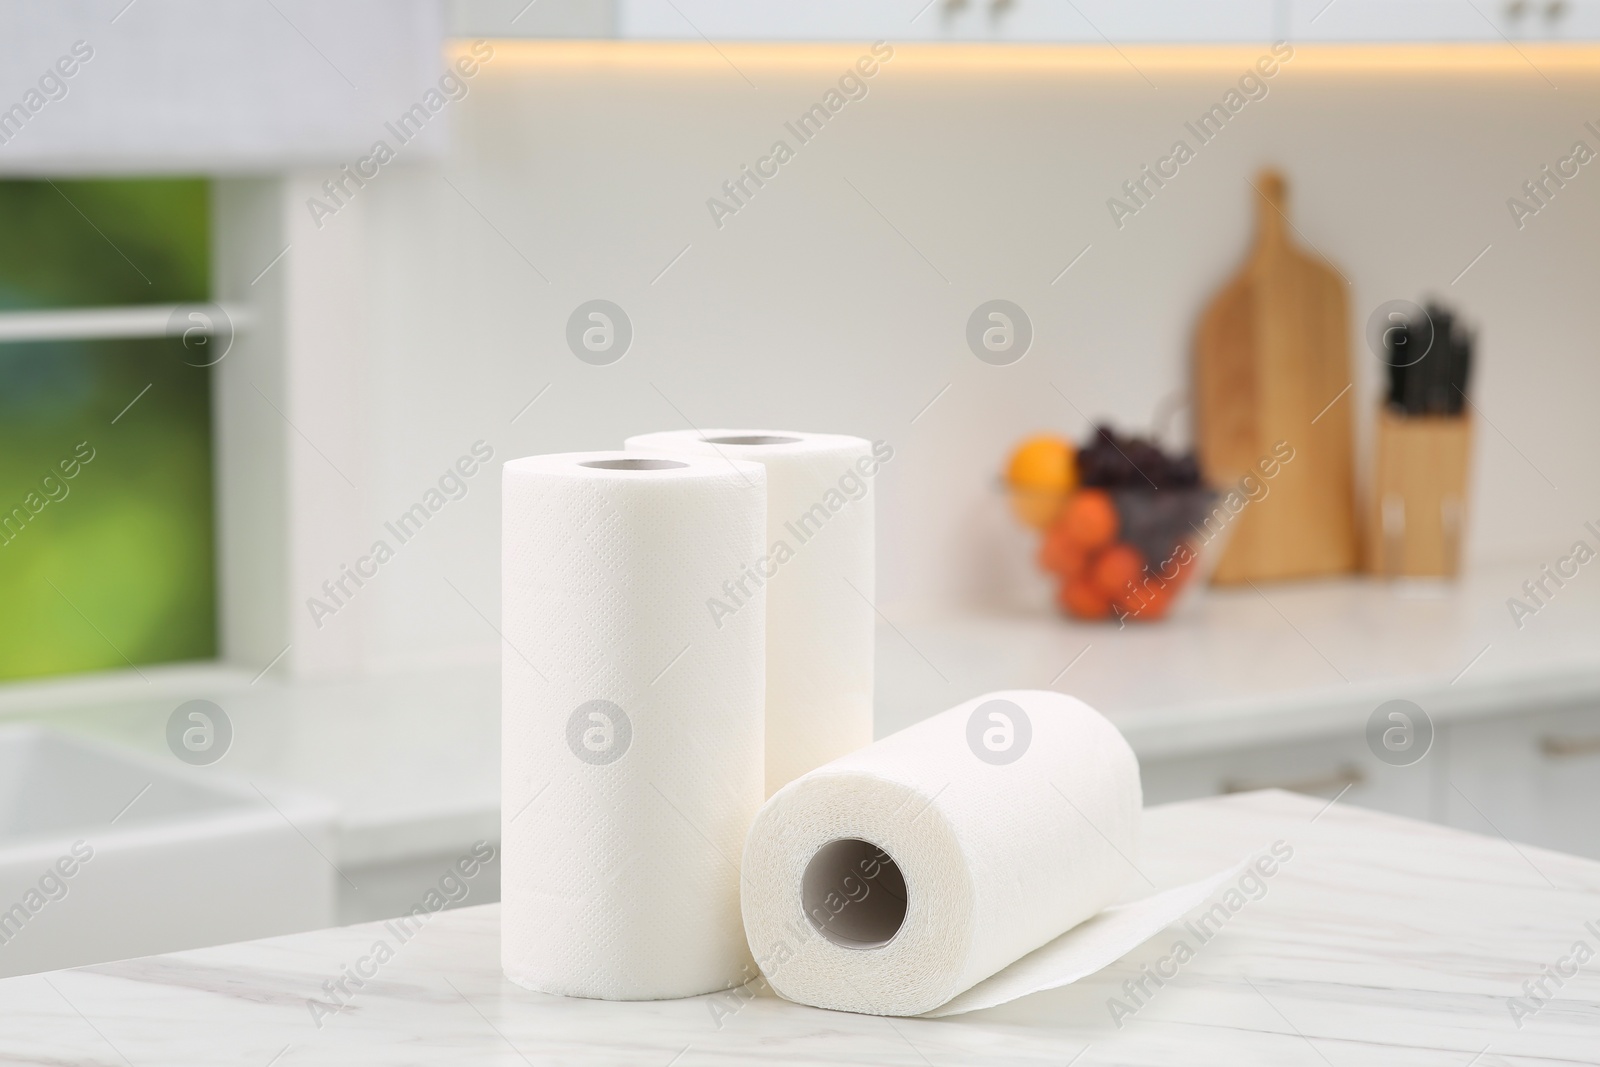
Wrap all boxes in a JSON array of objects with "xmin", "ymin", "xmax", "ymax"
[
  {"xmin": 1221, "ymin": 766, "xmax": 1367, "ymax": 796},
  {"xmin": 1540, "ymin": 735, "xmax": 1600, "ymax": 758}
]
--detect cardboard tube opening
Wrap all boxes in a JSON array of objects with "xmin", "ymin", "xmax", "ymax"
[
  {"xmin": 579, "ymin": 458, "xmax": 690, "ymax": 471},
  {"xmin": 801, "ymin": 838, "xmax": 909, "ymax": 950}
]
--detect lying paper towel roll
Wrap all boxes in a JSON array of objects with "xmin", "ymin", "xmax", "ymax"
[
  {"xmin": 625, "ymin": 430, "xmax": 880, "ymax": 795},
  {"xmin": 742, "ymin": 689, "xmax": 1209, "ymax": 1017},
  {"xmin": 501, "ymin": 451, "xmax": 766, "ymax": 1000}
]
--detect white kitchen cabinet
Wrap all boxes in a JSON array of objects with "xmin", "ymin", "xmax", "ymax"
[
  {"xmin": 1440, "ymin": 704, "xmax": 1600, "ymax": 860},
  {"xmin": 1142, "ymin": 702, "xmax": 1600, "ymax": 861},
  {"xmin": 1141, "ymin": 731, "xmax": 1435, "ymax": 820},
  {"xmin": 601, "ymin": 0, "xmax": 1600, "ymax": 41},
  {"xmin": 0, "ymin": 1, "xmax": 445, "ymax": 175},
  {"xmin": 340, "ymin": 846, "xmax": 502, "ymax": 925},
  {"xmin": 1290, "ymin": 0, "xmax": 1600, "ymax": 41},
  {"xmin": 615, "ymin": 0, "xmax": 1277, "ymax": 43}
]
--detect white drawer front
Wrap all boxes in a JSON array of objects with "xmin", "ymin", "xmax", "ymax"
[
  {"xmin": 1443, "ymin": 705, "xmax": 1600, "ymax": 861},
  {"xmin": 1142, "ymin": 732, "xmax": 1435, "ymax": 821}
]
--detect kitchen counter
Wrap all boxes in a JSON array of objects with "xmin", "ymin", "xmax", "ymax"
[
  {"xmin": 4, "ymin": 790, "xmax": 1596, "ymax": 1065},
  {"xmin": 879, "ymin": 563, "xmax": 1600, "ymax": 758},
  {"xmin": 4, "ymin": 563, "xmax": 1598, "ymax": 867},
  {"xmin": 0, "ymin": 661, "xmax": 502, "ymax": 869}
]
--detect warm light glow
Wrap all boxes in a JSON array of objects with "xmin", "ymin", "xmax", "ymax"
[{"xmin": 455, "ymin": 38, "xmax": 1600, "ymax": 79}]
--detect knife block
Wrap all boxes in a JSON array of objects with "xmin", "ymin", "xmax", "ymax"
[{"xmin": 1366, "ymin": 407, "xmax": 1473, "ymax": 578}]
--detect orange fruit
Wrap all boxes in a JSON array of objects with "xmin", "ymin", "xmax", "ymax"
[
  {"xmin": 1128, "ymin": 581, "xmax": 1176, "ymax": 620},
  {"xmin": 1038, "ymin": 524, "xmax": 1091, "ymax": 577},
  {"xmin": 1091, "ymin": 543, "xmax": 1145, "ymax": 600},
  {"xmin": 1058, "ymin": 489, "xmax": 1118, "ymax": 550},
  {"xmin": 1057, "ymin": 578, "xmax": 1110, "ymax": 620},
  {"xmin": 1038, "ymin": 529, "xmax": 1068, "ymax": 573},
  {"xmin": 1113, "ymin": 580, "xmax": 1154, "ymax": 614},
  {"xmin": 1004, "ymin": 435, "xmax": 1076, "ymax": 530}
]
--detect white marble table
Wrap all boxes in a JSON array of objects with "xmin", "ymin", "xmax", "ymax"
[{"xmin": 4, "ymin": 790, "xmax": 1597, "ymax": 1066}]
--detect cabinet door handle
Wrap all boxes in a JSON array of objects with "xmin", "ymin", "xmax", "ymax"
[
  {"xmin": 1540, "ymin": 735, "xmax": 1600, "ymax": 758},
  {"xmin": 1221, "ymin": 766, "xmax": 1367, "ymax": 796}
]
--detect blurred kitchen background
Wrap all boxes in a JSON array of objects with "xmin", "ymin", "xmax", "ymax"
[{"xmin": 4, "ymin": 0, "xmax": 1600, "ymax": 977}]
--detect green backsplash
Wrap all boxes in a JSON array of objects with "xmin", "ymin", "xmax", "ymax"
[{"xmin": 0, "ymin": 180, "xmax": 216, "ymax": 681}]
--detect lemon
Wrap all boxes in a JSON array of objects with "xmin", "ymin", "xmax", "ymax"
[{"xmin": 1004, "ymin": 435, "xmax": 1077, "ymax": 530}]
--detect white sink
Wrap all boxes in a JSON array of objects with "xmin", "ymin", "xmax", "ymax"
[{"xmin": 0, "ymin": 725, "xmax": 336, "ymax": 977}]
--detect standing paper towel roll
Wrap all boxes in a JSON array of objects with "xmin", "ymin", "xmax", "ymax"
[
  {"xmin": 625, "ymin": 430, "xmax": 880, "ymax": 795},
  {"xmin": 501, "ymin": 451, "xmax": 766, "ymax": 1000},
  {"xmin": 741, "ymin": 689, "xmax": 1236, "ymax": 1017}
]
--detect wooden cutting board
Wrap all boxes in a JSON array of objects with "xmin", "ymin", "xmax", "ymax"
[{"xmin": 1195, "ymin": 170, "xmax": 1358, "ymax": 584}]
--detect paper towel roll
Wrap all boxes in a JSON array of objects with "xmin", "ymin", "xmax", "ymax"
[
  {"xmin": 501, "ymin": 451, "xmax": 766, "ymax": 1000},
  {"xmin": 625, "ymin": 430, "xmax": 879, "ymax": 795},
  {"xmin": 742, "ymin": 689, "xmax": 1228, "ymax": 1017}
]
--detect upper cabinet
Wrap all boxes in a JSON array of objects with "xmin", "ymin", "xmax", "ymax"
[
  {"xmin": 0, "ymin": 0, "xmax": 444, "ymax": 175},
  {"xmin": 1287, "ymin": 0, "xmax": 1600, "ymax": 40},
  {"xmin": 614, "ymin": 0, "xmax": 1280, "ymax": 42},
  {"xmin": 450, "ymin": 0, "xmax": 1600, "ymax": 42}
]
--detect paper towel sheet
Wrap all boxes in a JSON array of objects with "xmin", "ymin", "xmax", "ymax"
[
  {"xmin": 742, "ymin": 689, "xmax": 1241, "ymax": 1017},
  {"xmin": 501, "ymin": 451, "xmax": 767, "ymax": 1001},
  {"xmin": 923, "ymin": 861, "xmax": 1248, "ymax": 1016},
  {"xmin": 625, "ymin": 429, "xmax": 878, "ymax": 795}
]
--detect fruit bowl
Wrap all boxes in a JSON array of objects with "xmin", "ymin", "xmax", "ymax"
[
  {"xmin": 1005, "ymin": 427, "xmax": 1222, "ymax": 623},
  {"xmin": 1038, "ymin": 486, "xmax": 1219, "ymax": 621}
]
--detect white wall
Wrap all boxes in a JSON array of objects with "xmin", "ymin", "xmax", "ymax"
[{"xmin": 284, "ymin": 42, "xmax": 1600, "ymax": 676}]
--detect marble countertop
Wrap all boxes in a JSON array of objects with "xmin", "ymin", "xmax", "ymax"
[
  {"xmin": 878, "ymin": 563, "xmax": 1600, "ymax": 758},
  {"xmin": 3, "ymin": 563, "xmax": 1597, "ymax": 867},
  {"xmin": 5, "ymin": 790, "xmax": 1597, "ymax": 1065}
]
